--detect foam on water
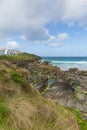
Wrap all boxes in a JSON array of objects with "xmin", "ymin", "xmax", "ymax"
[
  {"xmin": 42, "ymin": 57, "xmax": 87, "ymax": 71},
  {"xmin": 52, "ymin": 61, "xmax": 87, "ymax": 64}
]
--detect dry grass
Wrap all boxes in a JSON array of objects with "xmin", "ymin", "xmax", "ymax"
[
  {"xmin": 8, "ymin": 96, "xmax": 36, "ymax": 130},
  {"xmin": 7, "ymin": 96, "xmax": 79, "ymax": 130}
]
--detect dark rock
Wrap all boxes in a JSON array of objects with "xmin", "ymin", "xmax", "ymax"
[
  {"xmin": 16, "ymin": 57, "xmax": 41, "ymax": 67},
  {"xmin": 42, "ymin": 61, "xmax": 49, "ymax": 65},
  {"xmin": 38, "ymin": 78, "xmax": 48, "ymax": 92},
  {"xmin": 69, "ymin": 68, "xmax": 79, "ymax": 74}
]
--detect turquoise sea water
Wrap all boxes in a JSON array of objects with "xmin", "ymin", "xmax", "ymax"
[{"xmin": 42, "ymin": 57, "xmax": 87, "ymax": 71}]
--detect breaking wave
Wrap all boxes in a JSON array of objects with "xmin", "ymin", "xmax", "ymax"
[
  {"xmin": 42, "ymin": 57, "xmax": 87, "ymax": 70},
  {"xmin": 51, "ymin": 61, "xmax": 87, "ymax": 64}
]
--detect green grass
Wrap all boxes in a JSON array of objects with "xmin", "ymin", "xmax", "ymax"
[
  {"xmin": 11, "ymin": 72, "xmax": 23, "ymax": 84},
  {"xmin": 72, "ymin": 110, "xmax": 87, "ymax": 130},
  {"xmin": 0, "ymin": 73, "xmax": 4, "ymax": 79},
  {"xmin": 0, "ymin": 95, "xmax": 10, "ymax": 129},
  {"xmin": 41, "ymin": 85, "xmax": 50, "ymax": 95},
  {"xmin": 0, "ymin": 96, "xmax": 10, "ymax": 118},
  {"xmin": 0, "ymin": 53, "xmax": 39, "ymax": 62},
  {"xmin": 66, "ymin": 107, "xmax": 87, "ymax": 130}
]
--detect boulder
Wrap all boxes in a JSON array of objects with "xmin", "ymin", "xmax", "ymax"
[
  {"xmin": 69, "ymin": 68, "xmax": 79, "ymax": 74},
  {"xmin": 42, "ymin": 61, "xmax": 49, "ymax": 65}
]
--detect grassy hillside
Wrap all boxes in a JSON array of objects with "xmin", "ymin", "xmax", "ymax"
[
  {"xmin": 0, "ymin": 59, "xmax": 79, "ymax": 130},
  {"xmin": 0, "ymin": 52, "xmax": 39, "ymax": 62}
]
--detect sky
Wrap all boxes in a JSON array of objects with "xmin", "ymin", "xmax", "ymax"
[{"xmin": 0, "ymin": 0, "xmax": 87, "ymax": 56}]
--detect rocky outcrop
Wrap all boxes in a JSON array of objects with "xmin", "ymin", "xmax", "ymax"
[
  {"xmin": 16, "ymin": 57, "xmax": 41, "ymax": 67},
  {"xmin": 43, "ymin": 71, "xmax": 87, "ymax": 114},
  {"xmin": 41, "ymin": 61, "xmax": 49, "ymax": 65},
  {"xmin": 26, "ymin": 62, "xmax": 87, "ymax": 117}
]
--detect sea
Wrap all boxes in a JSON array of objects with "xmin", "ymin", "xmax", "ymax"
[{"xmin": 42, "ymin": 57, "xmax": 87, "ymax": 71}]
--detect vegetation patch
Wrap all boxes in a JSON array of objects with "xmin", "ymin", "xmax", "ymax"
[
  {"xmin": 0, "ymin": 96, "xmax": 10, "ymax": 128},
  {"xmin": 0, "ymin": 73, "xmax": 4, "ymax": 79},
  {"xmin": 11, "ymin": 72, "xmax": 23, "ymax": 84},
  {"xmin": 66, "ymin": 107, "xmax": 87, "ymax": 130},
  {"xmin": 41, "ymin": 85, "xmax": 50, "ymax": 95},
  {"xmin": 0, "ymin": 53, "xmax": 38, "ymax": 62}
]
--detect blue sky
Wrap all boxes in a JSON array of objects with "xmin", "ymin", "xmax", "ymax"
[{"xmin": 0, "ymin": 0, "xmax": 87, "ymax": 56}]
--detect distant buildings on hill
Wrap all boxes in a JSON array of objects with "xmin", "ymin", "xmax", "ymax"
[{"xmin": 0, "ymin": 49, "xmax": 21, "ymax": 55}]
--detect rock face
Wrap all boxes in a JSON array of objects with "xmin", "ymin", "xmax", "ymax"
[
  {"xmin": 28, "ymin": 64, "xmax": 59, "ymax": 91},
  {"xmin": 16, "ymin": 57, "xmax": 41, "ymax": 67},
  {"xmin": 27, "ymin": 63, "xmax": 87, "ymax": 115},
  {"xmin": 43, "ymin": 72, "xmax": 87, "ymax": 113}
]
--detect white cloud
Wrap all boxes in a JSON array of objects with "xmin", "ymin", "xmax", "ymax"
[
  {"xmin": 6, "ymin": 41, "xmax": 19, "ymax": 48},
  {"xmin": 40, "ymin": 32, "xmax": 70, "ymax": 47},
  {"xmin": 19, "ymin": 35, "xmax": 27, "ymax": 41},
  {"xmin": 0, "ymin": 0, "xmax": 87, "ymax": 43},
  {"xmin": 58, "ymin": 33, "xmax": 69, "ymax": 41},
  {"xmin": 49, "ymin": 33, "xmax": 69, "ymax": 47}
]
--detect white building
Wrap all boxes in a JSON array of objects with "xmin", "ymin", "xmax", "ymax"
[{"xmin": 0, "ymin": 49, "xmax": 21, "ymax": 55}]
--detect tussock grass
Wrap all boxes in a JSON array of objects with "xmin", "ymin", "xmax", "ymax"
[
  {"xmin": 7, "ymin": 96, "xmax": 79, "ymax": 130},
  {"xmin": 0, "ymin": 96, "xmax": 10, "ymax": 121},
  {"xmin": 8, "ymin": 96, "xmax": 36, "ymax": 130},
  {"xmin": 0, "ymin": 95, "xmax": 11, "ymax": 130}
]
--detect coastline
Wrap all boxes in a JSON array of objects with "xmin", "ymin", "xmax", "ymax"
[
  {"xmin": 42, "ymin": 56, "xmax": 87, "ymax": 71},
  {"xmin": 25, "ymin": 57, "xmax": 87, "ymax": 116}
]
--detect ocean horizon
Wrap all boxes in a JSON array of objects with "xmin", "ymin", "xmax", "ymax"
[{"xmin": 42, "ymin": 57, "xmax": 87, "ymax": 71}]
